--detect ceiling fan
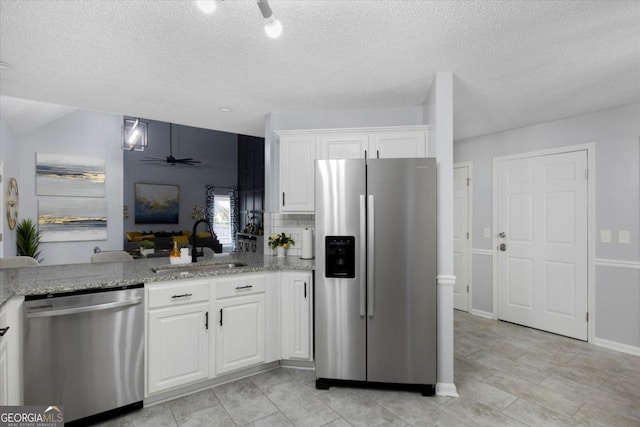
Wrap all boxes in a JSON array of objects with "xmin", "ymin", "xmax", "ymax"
[{"xmin": 141, "ymin": 123, "xmax": 202, "ymax": 166}]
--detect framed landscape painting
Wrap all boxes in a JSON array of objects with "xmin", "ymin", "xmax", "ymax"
[
  {"xmin": 36, "ymin": 153, "xmax": 106, "ymax": 197},
  {"xmin": 135, "ymin": 183, "xmax": 179, "ymax": 224},
  {"xmin": 38, "ymin": 198, "xmax": 108, "ymax": 242}
]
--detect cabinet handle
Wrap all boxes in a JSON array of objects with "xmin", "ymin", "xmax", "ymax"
[
  {"xmin": 0, "ymin": 326, "xmax": 9, "ymax": 337},
  {"xmin": 304, "ymin": 282, "xmax": 307, "ymax": 299},
  {"xmin": 205, "ymin": 311, "xmax": 209, "ymax": 330},
  {"xmin": 172, "ymin": 293, "xmax": 193, "ymax": 299},
  {"xmin": 376, "ymin": 149, "xmax": 380, "ymax": 159},
  {"xmin": 219, "ymin": 308, "xmax": 223, "ymax": 326},
  {"xmin": 282, "ymin": 192, "xmax": 286, "ymax": 207},
  {"xmin": 235, "ymin": 285, "xmax": 253, "ymax": 291},
  {"xmin": 364, "ymin": 149, "xmax": 367, "ymax": 159}
]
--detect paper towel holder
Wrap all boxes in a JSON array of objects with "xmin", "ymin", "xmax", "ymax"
[{"xmin": 300, "ymin": 227, "xmax": 315, "ymax": 260}]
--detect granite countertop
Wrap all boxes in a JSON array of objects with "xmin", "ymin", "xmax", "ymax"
[{"xmin": 0, "ymin": 253, "xmax": 314, "ymax": 307}]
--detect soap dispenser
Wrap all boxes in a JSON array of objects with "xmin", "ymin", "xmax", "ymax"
[{"xmin": 170, "ymin": 241, "xmax": 181, "ymax": 258}]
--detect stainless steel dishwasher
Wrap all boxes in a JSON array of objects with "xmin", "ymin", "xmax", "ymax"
[{"xmin": 24, "ymin": 284, "xmax": 144, "ymax": 425}]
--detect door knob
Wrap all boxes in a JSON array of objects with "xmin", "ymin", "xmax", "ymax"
[
  {"xmin": 498, "ymin": 232, "xmax": 506, "ymax": 238},
  {"xmin": 499, "ymin": 243, "xmax": 507, "ymax": 251}
]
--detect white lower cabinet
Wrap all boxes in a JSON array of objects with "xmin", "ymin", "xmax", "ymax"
[
  {"xmin": 0, "ymin": 297, "xmax": 23, "ymax": 405},
  {"xmin": 146, "ymin": 270, "xmax": 312, "ymax": 397},
  {"xmin": 214, "ymin": 274, "xmax": 266, "ymax": 375},
  {"xmin": 146, "ymin": 280, "xmax": 210, "ymax": 395},
  {"xmin": 281, "ymin": 272, "xmax": 313, "ymax": 361},
  {"xmin": 216, "ymin": 294, "xmax": 266, "ymax": 374}
]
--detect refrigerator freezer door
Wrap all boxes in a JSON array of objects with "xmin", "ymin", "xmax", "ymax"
[
  {"xmin": 315, "ymin": 159, "xmax": 367, "ymax": 381},
  {"xmin": 366, "ymin": 158, "xmax": 437, "ymax": 385}
]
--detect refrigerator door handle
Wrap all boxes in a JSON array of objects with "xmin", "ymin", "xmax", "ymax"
[
  {"xmin": 367, "ymin": 194, "xmax": 375, "ymax": 317},
  {"xmin": 359, "ymin": 195, "xmax": 366, "ymax": 317}
]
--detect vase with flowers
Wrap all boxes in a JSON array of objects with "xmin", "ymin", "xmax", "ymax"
[{"xmin": 268, "ymin": 232, "xmax": 295, "ymax": 257}]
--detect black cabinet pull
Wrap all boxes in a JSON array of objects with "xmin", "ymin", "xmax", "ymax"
[
  {"xmin": 0, "ymin": 326, "xmax": 9, "ymax": 337},
  {"xmin": 219, "ymin": 308, "xmax": 223, "ymax": 326},
  {"xmin": 171, "ymin": 293, "xmax": 192, "ymax": 299},
  {"xmin": 235, "ymin": 285, "xmax": 253, "ymax": 291},
  {"xmin": 282, "ymin": 192, "xmax": 286, "ymax": 207},
  {"xmin": 205, "ymin": 312, "xmax": 209, "ymax": 330},
  {"xmin": 304, "ymin": 282, "xmax": 307, "ymax": 299}
]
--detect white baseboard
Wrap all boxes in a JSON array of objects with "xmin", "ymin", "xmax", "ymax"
[
  {"xmin": 471, "ymin": 309, "xmax": 494, "ymax": 319},
  {"xmin": 436, "ymin": 382, "xmax": 459, "ymax": 397},
  {"xmin": 593, "ymin": 337, "xmax": 640, "ymax": 357}
]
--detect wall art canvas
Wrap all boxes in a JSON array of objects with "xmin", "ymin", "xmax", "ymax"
[
  {"xmin": 38, "ymin": 198, "xmax": 108, "ymax": 242},
  {"xmin": 36, "ymin": 153, "xmax": 106, "ymax": 197},
  {"xmin": 135, "ymin": 183, "xmax": 179, "ymax": 224}
]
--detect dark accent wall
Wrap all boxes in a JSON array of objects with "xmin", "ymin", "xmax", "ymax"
[
  {"xmin": 238, "ymin": 135, "xmax": 265, "ymax": 233},
  {"xmin": 123, "ymin": 119, "xmax": 238, "ymax": 234}
]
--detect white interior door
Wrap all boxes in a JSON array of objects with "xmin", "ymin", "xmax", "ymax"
[
  {"xmin": 453, "ymin": 165, "xmax": 470, "ymax": 311},
  {"xmin": 497, "ymin": 150, "xmax": 588, "ymax": 340}
]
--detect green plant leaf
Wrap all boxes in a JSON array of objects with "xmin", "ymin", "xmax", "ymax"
[{"xmin": 16, "ymin": 218, "xmax": 43, "ymax": 262}]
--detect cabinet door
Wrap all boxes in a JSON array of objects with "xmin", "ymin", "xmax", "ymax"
[
  {"xmin": 279, "ymin": 134, "xmax": 316, "ymax": 213},
  {"xmin": 281, "ymin": 272, "xmax": 312, "ymax": 361},
  {"xmin": 147, "ymin": 302, "xmax": 209, "ymax": 394},
  {"xmin": 318, "ymin": 133, "xmax": 368, "ymax": 159},
  {"xmin": 216, "ymin": 294, "xmax": 265, "ymax": 375},
  {"xmin": 369, "ymin": 131, "xmax": 427, "ymax": 158}
]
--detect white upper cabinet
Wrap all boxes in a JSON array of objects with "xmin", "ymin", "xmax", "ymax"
[
  {"xmin": 279, "ymin": 134, "xmax": 316, "ymax": 213},
  {"xmin": 318, "ymin": 133, "xmax": 369, "ymax": 159},
  {"xmin": 277, "ymin": 126, "xmax": 430, "ymax": 213},
  {"xmin": 369, "ymin": 130, "xmax": 427, "ymax": 158}
]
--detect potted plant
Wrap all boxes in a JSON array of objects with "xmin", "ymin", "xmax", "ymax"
[
  {"xmin": 268, "ymin": 232, "xmax": 295, "ymax": 257},
  {"xmin": 139, "ymin": 239, "xmax": 156, "ymax": 256},
  {"xmin": 16, "ymin": 218, "xmax": 42, "ymax": 262}
]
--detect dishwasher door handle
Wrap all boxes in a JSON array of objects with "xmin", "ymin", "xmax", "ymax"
[{"xmin": 26, "ymin": 297, "xmax": 143, "ymax": 318}]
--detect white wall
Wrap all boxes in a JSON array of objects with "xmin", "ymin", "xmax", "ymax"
[
  {"xmin": 454, "ymin": 104, "xmax": 640, "ymax": 350},
  {"xmin": 16, "ymin": 109, "xmax": 124, "ymax": 265},
  {"xmin": 0, "ymin": 116, "xmax": 20, "ymax": 256}
]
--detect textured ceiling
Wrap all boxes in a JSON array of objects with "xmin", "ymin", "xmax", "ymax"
[{"xmin": 0, "ymin": 1, "xmax": 639, "ymax": 140}]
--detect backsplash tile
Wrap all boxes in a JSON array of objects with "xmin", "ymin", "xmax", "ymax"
[{"xmin": 264, "ymin": 213, "xmax": 315, "ymax": 257}]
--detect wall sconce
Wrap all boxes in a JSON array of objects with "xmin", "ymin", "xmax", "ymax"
[{"xmin": 122, "ymin": 117, "xmax": 148, "ymax": 151}]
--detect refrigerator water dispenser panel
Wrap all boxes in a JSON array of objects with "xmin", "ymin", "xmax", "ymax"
[{"xmin": 325, "ymin": 236, "xmax": 355, "ymax": 278}]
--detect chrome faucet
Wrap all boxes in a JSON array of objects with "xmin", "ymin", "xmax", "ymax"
[{"xmin": 191, "ymin": 218, "xmax": 213, "ymax": 263}]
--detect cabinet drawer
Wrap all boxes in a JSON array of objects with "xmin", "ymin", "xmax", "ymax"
[
  {"xmin": 216, "ymin": 274, "xmax": 265, "ymax": 299},
  {"xmin": 147, "ymin": 279, "xmax": 209, "ymax": 309}
]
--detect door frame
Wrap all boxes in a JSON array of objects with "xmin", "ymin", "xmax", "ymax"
[
  {"xmin": 492, "ymin": 143, "xmax": 596, "ymax": 342},
  {"xmin": 454, "ymin": 161, "xmax": 473, "ymax": 312}
]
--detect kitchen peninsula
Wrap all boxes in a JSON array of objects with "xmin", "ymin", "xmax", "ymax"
[{"xmin": 0, "ymin": 253, "xmax": 314, "ymax": 423}]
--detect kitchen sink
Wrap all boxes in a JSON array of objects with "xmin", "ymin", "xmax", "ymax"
[{"xmin": 152, "ymin": 261, "xmax": 248, "ymax": 274}]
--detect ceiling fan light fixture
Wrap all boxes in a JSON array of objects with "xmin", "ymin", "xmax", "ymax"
[{"xmin": 196, "ymin": 0, "xmax": 217, "ymax": 14}]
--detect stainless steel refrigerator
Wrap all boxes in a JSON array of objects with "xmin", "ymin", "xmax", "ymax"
[{"xmin": 314, "ymin": 158, "xmax": 437, "ymax": 395}]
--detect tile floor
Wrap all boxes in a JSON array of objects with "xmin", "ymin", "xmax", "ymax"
[{"xmin": 97, "ymin": 311, "xmax": 640, "ymax": 426}]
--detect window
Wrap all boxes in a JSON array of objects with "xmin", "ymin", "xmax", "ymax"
[{"xmin": 212, "ymin": 195, "xmax": 231, "ymax": 245}]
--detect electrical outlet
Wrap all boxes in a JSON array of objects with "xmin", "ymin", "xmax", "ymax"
[
  {"xmin": 618, "ymin": 230, "xmax": 630, "ymax": 244},
  {"xmin": 601, "ymin": 230, "xmax": 612, "ymax": 243},
  {"xmin": 484, "ymin": 228, "xmax": 491, "ymax": 238}
]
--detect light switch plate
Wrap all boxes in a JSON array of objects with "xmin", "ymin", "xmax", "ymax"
[
  {"xmin": 601, "ymin": 230, "xmax": 612, "ymax": 243},
  {"xmin": 618, "ymin": 230, "xmax": 630, "ymax": 244},
  {"xmin": 484, "ymin": 228, "xmax": 491, "ymax": 238}
]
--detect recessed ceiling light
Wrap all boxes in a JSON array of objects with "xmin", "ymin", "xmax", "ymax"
[
  {"xmin": 219, "ymin": 106, "xmax": 233, "ymax": 112},
  {"xmin": 0, "ymin": 60, "xmax": 11, "ymax": 70}
]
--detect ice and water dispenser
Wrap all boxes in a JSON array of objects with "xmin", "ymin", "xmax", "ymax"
[{"xmin": 325, "ymin": 236, "xmax": 355, "ymax": 278}]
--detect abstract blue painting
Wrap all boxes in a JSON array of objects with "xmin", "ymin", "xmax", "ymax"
[
  {"xmin": 39, "ymin": 198, "xmax": 107, "ymax": 242},
  {"xmin": 135, "ymin": 183, "xmax": 179, "ymax": 224},
  {"xmin": 36, "ymin": 153, "xmax": 106, "ymax": 197}
]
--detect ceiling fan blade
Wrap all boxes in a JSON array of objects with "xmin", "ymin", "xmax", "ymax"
[{"xmin": 141, "ymin": 157, "xmax": 165, "ymax": 161}]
